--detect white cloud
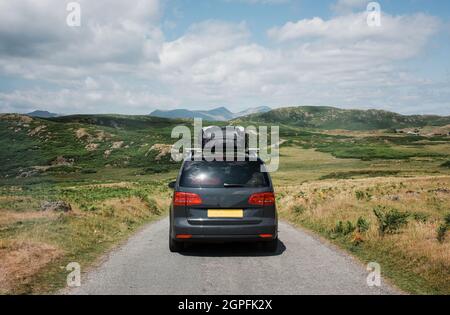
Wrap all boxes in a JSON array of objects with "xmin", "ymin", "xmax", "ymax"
[
  {"xmin": 268, "ymin": 12, "xmax": 439, "ymax": 49},
  {"xmin": 0, "ymin": 0, "xmax": 162, "ymax": 68},
  {"xmin": 0, "ymin": 1, "xmax": 448, "ymax": 115},
  {"xmin": 160, "ymin": 21, "xmax": 250, "ymax": 68}
]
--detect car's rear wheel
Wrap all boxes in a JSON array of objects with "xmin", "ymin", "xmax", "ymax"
[
  {"xmin": 169, "ymin": 236, "xmax": 184, "ymax": 252},
  {"xmin": 169, "ymin": 219, "xmax": 184, "ymax": 252},
  {"xmin": 263, "ymin": 238, "xmax": 278, "ymax": 252}
]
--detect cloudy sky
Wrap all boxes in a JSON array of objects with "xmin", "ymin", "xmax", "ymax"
[{"xmin": 0, "ymin": 0, "xmax": 449, "ymax": 115}]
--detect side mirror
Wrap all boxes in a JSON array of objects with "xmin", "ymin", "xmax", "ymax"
[{"xmin": 168, "ymin": 181, "xmax": 176, "ymax": 189}]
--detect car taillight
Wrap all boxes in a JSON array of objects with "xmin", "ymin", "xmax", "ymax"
[
  {"xmin": 248, "ymin": 192, "xmax": 275, "ymax": 206},
  {"xmin": 173, "ymin": 192, "xmax": 202, "ymax": 206}
]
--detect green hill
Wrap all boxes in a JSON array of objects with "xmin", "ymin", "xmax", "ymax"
[
  {"xmin": 0, "ymin": 114, "xmax": 184, "ymax": 179},
  {"xmin": 2, "ymin": 108, "xmax": 450, "ymax": 180},
  {"xmin": 233, "ymin": 106, "xmax": 450, "ymax": 130}
]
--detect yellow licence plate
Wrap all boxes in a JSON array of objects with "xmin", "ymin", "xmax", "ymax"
[{"xmin": 208, "ymin": 209, "xmax": 244, "ymax": 218}]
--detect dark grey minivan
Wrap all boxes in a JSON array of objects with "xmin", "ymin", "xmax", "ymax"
[{"xmin": 168, "ymin": 157, "xmax": 278, "ymax": 252}]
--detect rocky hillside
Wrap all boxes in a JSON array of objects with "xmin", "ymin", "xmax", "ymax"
[
  {"xmin": 0, "ymin": 114, "xmax": 181, "ymax": 178},
  {"xmin": 234, "ymin": 106, "xmax": 450, "ymax": 130}
]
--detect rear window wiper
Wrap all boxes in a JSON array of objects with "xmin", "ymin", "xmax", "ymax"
[{"xmin": 223, "ymin": 183, "xmax": 246, "ymax": 188}]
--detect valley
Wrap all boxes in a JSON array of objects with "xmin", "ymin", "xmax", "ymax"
[{"xmin": 1, "ymin": 106, "xmax": 449, "ymax": 294}]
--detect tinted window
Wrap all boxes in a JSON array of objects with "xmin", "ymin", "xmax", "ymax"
[{"xmin": 180, "ymin": 161, "xmax": 270, "ymax": 188}]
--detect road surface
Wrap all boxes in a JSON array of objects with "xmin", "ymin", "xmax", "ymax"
[{"xmin": 68, "ymin": 217, "xmax": 399, "ymax": 295}]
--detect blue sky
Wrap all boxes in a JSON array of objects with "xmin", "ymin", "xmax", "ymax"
[
  {"xmin": 163, "ymin": 0, "xmax": 450, "ymax": 40},
  {"xmin": 163, "ymin": 0, "xmax": 450, "ymax": 80},
  {"xmin": 0, "ymin": 0, "xmax": 449, "ymax": 115}
]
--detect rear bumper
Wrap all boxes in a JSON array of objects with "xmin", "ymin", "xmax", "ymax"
[
  {"xmin": 172, "ymin": 217, "xmax": 277, "ymax": 243},
  {"xmin": 176, "ymin": 234, "xmax": 277, "ymax": 243}
]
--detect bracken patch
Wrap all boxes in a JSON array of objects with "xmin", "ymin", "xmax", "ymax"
[{"xmin": 0, "ymin": 241, "xmax": 62, "ymax": 294}]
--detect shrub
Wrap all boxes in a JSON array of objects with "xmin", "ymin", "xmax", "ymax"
[
  {"xmin": 355, "ymin": 190, "xmax": 371, "ymax": 201},
  {"xmin": 83, "ymin": 205, "xmax": 98, "ymax": 212},
  {"xmin": 436, "ymin": 213, "xmax": 450, "ymax": 243},
  {"xmin": 334, "ymin": 221, "xmax": 345, "ymax": 235},
  {"xmin": 356, "ymin": 217, "xmax": 370, "ymax": 233},
  {"xmin": 46, "ymin": 165, "xmax": 76, "ymax": 174},
  {"xmin": 411, "ymin": 212, "xmax": 430, "ymax": 223},
  {"xmin": 81, "ymin": 169, "xmax": 97, "ymax": 174},
  {"xmin": 355, "ymin": 191, "xmax": 365, "ymax": 200},
  {"xmin": 441, "ymin": 161, "xmax": 450, "ymax": 168},
  {"xmin": 445, "ymin": 213, "xmax": 450, "ymax": 225},
  {"xmin": 292, "ymin": 205, "xmax": 306, "ymax": 215},
  {"xmin": 333, "ymin": 220, "xmax": 356, "ymax": 236},
  {"xmin": 373, "ymin": 206, "xmax": 410, "ymax": 236},
  {"xmin": 345, "ymin": 221, "xmax": 356, "ymax": 234},
  {"xmin": 141, "ymin": 164, "xmax": 170, "ymax": 174},
  {"xmin": 437, "ymin": 225, "xmax": 448, "ymax": 243}
]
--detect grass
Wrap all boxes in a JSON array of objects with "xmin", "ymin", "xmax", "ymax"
[
  {"xmin": 271, "ymin": 146, "xmax": 449, "ymax": 185},
  {"xmin": 271, "ymin": 135, "xmax": 449, "ymax": 294},
  {"xmin": 1, "ymin": 112, "xmax": 450, "ymax": 294},
  {"xmin": 0, "ymin": 114, "xmax": 181, "ymax": 178},
  {"xmin": 319, "ymin": 170, "xmax": 401, "ymax": 180},
  {"xmin": 0, "ymin": 180, "xmax": 172, "ymax": 294},
  {"xmin": 277, "ymin": 175, "xmax": 450, "ymax": 294}
]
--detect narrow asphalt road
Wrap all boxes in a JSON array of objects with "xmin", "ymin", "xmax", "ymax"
[{"xmin": 68, "ymin": 217, "xmax": 399, "ymax": 295}]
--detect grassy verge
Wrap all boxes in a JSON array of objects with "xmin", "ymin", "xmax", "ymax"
[
  {"xmin": 277, "ymin": 176, "xmax": 450, "ymax": 294},
  {"xmin": 0, "ymin": 180, "xmax": 172, "ymax": 294}
]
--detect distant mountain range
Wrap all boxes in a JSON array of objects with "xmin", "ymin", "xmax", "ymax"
[
  {"xmin": 149, "ymin": 106, "xmax": 271, "ymax": 121},
  {"xmin": 27, "ymin": 110, "xmax": 59, "ymax": 118},
  {"xmin": 23, "ymin": 106, "xmax": 450, "ymax": 131},
  {"xmin": 233, "ymin": 106, "xmax": 450, "ymax": 130}
]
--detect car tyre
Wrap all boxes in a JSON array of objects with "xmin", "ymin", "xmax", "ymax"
[
  {"xmin": 169, "ymin": 236, "xmax": 184, "ymax": 252},
  {"xmin": 263, "ymin": 238, "xmax": 278, "ymax": 252},
  {"xmin": 169, "ymin": 220, "xmax": 184, "ymax": 252}
]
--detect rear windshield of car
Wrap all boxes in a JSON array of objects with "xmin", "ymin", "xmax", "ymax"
[{"xmin": 179, "ymin": 160, "xmax": 270, "ymax": 188}]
